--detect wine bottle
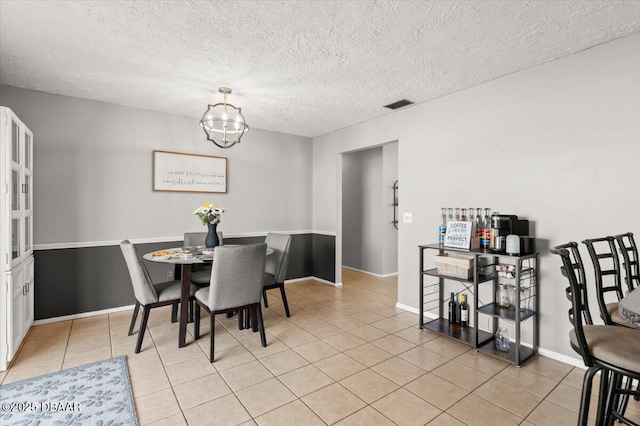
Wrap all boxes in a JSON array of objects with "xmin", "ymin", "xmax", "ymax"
[
  {"xmin": 448, "ymin": 292, "xmax": 457, "ymax": 324},
  {"xmin": 459, "ymin": 294, "xmax": 469, "ymax": 326}
]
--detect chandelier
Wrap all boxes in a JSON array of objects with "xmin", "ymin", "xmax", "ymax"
[{"xmin": 200, "ymin": 87, "xmax": 249, "ymax": 149}]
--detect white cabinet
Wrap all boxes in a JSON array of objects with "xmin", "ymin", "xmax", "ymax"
[
  {"xmin": 1, "ymin": 107, "xmax": 34, "ymax": 371},
  {"xmin": 1, "ymin": 106, "xmax": 33, "ymax": 269},
  {"xmin": 3, "ymin": 258, "xmax": 35, "ymax": 365}
]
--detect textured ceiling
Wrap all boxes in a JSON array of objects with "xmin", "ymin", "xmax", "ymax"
[{"xmin": 1, "ymin": 1, "xmax": 639, "ymax": 138}]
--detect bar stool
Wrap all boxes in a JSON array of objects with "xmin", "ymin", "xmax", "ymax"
[
  {"xmin": 551, "ymin": 243, "xmax": 640, "ymax": 425},
  {"xmin": 614, "ymin": 232, "xmax": 639, "ymax": 292},
  {"xmin": 582, "ymin": 236, "xmax": 635, "ymax": 328}
]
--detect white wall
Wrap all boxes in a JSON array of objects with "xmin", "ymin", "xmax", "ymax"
[
  {"xmin": 0, "ymin": 86, "xmax": 313, "ymax": 246},
  {"xmin": 342, "ymin": 143, "xmax": 398, "ymax": 276},
  {"xmin": 313, "ymin": 33, "xmax": 640, "ymax": 361},
  {"xmin": 342, "ymin": 147, "xmax": 383, "ymax": 274}
]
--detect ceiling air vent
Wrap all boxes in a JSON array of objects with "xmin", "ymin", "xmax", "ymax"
[{"xmin": 383, "ymin": 99, "xmax": 414, "ymax": 110}]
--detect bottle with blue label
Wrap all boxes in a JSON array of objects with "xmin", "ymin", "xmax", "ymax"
[{"xmin": 439, "ymin": 208, "xmax": 447, "ymax": 244}]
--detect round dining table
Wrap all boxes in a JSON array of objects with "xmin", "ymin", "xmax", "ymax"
[
  {"xmin": 619, "ymin": 287, "xmax": 640, "ymax": 326},
  {"xmin": 143, "ymin": 246, "xmax": 272, "ymax": 348}
]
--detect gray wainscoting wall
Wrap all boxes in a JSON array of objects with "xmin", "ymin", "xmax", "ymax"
[{"xmin": 34, "ymin": 233, "xmax": 335, "ymax": 320}]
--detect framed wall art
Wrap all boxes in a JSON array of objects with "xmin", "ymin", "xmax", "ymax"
[{"xmin": 153, "ymin": 150, "xmax": 227, "ymax": 193}]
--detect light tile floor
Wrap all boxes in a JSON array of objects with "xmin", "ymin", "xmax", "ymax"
[{"xmin": 3, "ymin": 268, "xmax": 640, "ymax": 425}]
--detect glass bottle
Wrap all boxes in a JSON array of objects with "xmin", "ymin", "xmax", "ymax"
[
  {"xmin": 497, "ymin": 284, "xmax": 511, "ymax": 308},
  {"xmin": 468, "ymin": 207, "xmax": 476, "ymax": 236},
  {"xmin": 439, "ymin": 208, "xmax": 447, "ymax": 244},
  {"xmin": 461, "ymin": 208, "xmax": 467, "ymax": 222},
  {"xmin": 495, "ymin": 327, "xmax": 510, "ymax": 352},
  {"xmin": 481, "ymin": 208, "xmax": 491, "ymax": 249},
  {"xmin": 475, "ymin": 208, "xmax": 483, "ymax": 238},
  {"xmin": 454, "ymin": 208, "xmax": 461, "ymax": 221},
  {"xmin": 447, "ymin": 208, "xmax": 453, "ymax": 222},
  {"xmin": 459, "ymin": 294, "xmax": 469, "ymax": 326},
  {"xmin": 448, "ymin": 292, "xmax": 457, "ymax": 324}
]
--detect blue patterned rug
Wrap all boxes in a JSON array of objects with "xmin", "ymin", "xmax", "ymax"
[{"xmin": 0, "ymin": 356, "xmax": 138, "ymax": 426}]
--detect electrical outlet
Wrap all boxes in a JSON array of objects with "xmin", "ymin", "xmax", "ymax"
[
  {"xmin": 403, "ymin": 212, "xmax": 413, "ymax": 223},
  {"xmin": 167, "ymin": 269, "xmax": 174, "ymax": 280}
]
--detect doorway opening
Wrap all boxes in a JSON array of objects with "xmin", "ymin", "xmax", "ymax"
[{"xmin": 340, "ymin": 142, "xmax": 398, "ymax": 281}]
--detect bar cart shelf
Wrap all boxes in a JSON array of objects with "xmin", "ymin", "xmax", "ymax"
[{"xmin": 419, "ymin": 244, "xmax": 538, "ymax": 366}]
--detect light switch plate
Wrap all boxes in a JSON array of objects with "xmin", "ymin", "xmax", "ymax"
[{"xmin": 403, "ymin": 212, "xmax": 412, "ymax": 223}]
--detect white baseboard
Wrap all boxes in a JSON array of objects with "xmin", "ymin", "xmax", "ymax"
[
  {"xmin": 285, "ymin": 276, "xmax": 340, "ymax": 287},
  {"xmin": 395, "ymin": 302, "xmax": 438, "ymax": 319},
  {"xmin": 394, "ymin": 302, "xmax": 585, "ymax": 369},
  {"xmin": 32, "ymin": 305, "xmax": 136, "ymax": 326},
  {"xmin": 343, "ymin": 265, "xmax": 398, "ymax": 278},
  {"xmin": 310, "ymin": 276, "xmax": 343, "ymax": 287},
  {"xmin": 537, "ymin": 347, "xmax": 585, "ymax": 368}
]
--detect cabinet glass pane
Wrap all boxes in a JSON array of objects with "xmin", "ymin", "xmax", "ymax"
[
  {"xmin": 11, "ymin": 120, "xmax": 19, "ymax": 163},
  {"xmin": 25, "ymin": 217, "xmax": 31, "ymax": 252},
  {"xmin": 25, "ymin": 175, "xmax": 31, "ymax": 209},
  {"xmin": 12, "ymin": 218, "xmax": 20, "ymax": 260},
  {"xmin": 12, "ymin": 170, "xmax": 20, "ymax": 210},
  {"xmin": 25, "ymin": 133, "xmax": 32, "ymax": 169}
]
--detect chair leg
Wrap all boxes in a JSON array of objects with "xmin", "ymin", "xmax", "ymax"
[
  {"xmin": 135, "ymin": 306, "xmax": 151, "ymax": 354},
  {"xmin": 209, "ymin": 314, "xmax": 215, "ymax": 363},
  {"xmin": 279, "ymin": 284, "xmax": 291, "ymax": 317},
  {"xmin": 245, "ymin": 309, "xmax": 253, "ymax": 331},
  {"xmin": 194, "ymin": 303, "xmax": 201, "ymax": 340},
  {"xmin": 251, "ymin": 308, "xmax": 258, "ymax": 332},
  {"xmin": 263, "ymin": 289, "xmax": 269, "ymax": 308},
  {"xmin": 171, "ymin": 303, "xmax": 178, "ymax": 323},
  {"xmin": 128, "ymin": 301, "xmax": 140, "ymax": 336},
  {"xmin": 188, "ymin": 299, "xmax": 194, "ymax": 323},
  {"xmin": 238, "ymin": 309, "xmax": 245, "ymax": 330},
  {"xmin": 256, "ymin": 304, "xmax": 267, "ymax": 347}
]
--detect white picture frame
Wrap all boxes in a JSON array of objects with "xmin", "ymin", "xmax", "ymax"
[
  {"xmin": 444, "ymin": 221, "xmax": 473, "ymax": 249},
  {"xmin": 153, "ymin": 150, "xmax": 227, "ymax": 193}
]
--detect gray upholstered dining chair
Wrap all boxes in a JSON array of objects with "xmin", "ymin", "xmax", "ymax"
[
  {"xmin": 184, "ymin": 231, "xmax": 224, "ymax": 286},
  {"xmin": 120, "ymin": 240, "xmax": 198, "ymax": 353},
  {"xmin": 193, "ymin": 243, "xmax": 268, "ymax": 363},
  {"xmin": 262, "ymin": 233, "xmax": 292, "ymax": 317}
]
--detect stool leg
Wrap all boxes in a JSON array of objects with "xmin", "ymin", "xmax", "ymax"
[
  {"xmin": 580, "ymin": 366, "xmax": 600, "ymax": 426},
  {"xmin": 596, "ymin": 369, "xmax": 611, "ymax": 426}
]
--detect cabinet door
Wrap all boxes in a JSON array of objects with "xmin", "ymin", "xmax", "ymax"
[
  {"xmin": 1, "ymin": 107, "xmax": 33, "ymax": 269},
  {"xmin": 23, "ymin": 129, "xmax": 33, "ymax": 254},
  {"xmin": 10, "ymin": 114, "xmax": 22, "ymax": 264},
  {"xmin": 23, "ymin": 257, "xmax": 34, "ymax": 330},
  {"xmin": 8, "ymin": 265, "xmax": 25, "ymax": 362}
]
